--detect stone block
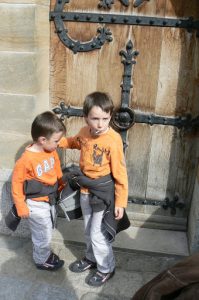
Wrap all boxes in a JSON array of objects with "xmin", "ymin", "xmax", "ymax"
[
  {"xmin": 1, "ymin": 0, "xmax": 50, "ymax": 5},
  {"xmin": 0, "ymin": 52, "xmax": 39, "ymax": 94},
  {"xmin": 0, "ymin": 4, "xmax": 35, "ymax": 52},
  {"xmin": 0, "ymin": 94, "xmax": 37, "ymax": 134},
  {"xmin": 0, "ymin": 132, "xmax": 31, "ymax": 169}
]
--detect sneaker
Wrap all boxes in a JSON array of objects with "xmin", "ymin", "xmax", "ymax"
[
  {"xmin": 36, "ymin": 252, "xmax": 64, "ymax": 271},
  {"xmin": 69, "ymin": 257, "xmax": 96, "ymax": 273},
  {"xmin": 87, "ymin": 269, "xmax": 115, "ymax": 287}
]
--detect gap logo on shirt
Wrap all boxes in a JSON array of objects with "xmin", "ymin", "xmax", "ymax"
[{"xmin": 36, "ymin": 157, "xmax": 55, "ymax": 177}]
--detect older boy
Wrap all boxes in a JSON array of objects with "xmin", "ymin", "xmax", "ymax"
[{"xmin": 59, "ymin": 92, "xmax": 128, "ymax": 286}]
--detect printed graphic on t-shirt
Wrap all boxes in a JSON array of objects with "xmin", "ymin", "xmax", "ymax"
[
  {"xmin": 36, "ymin": 157, "xmax": 55, "ymax": 177},
  {"xmin": 76, "ymin": 136, "xmax": 110, "ymax": 167},
  {"xmin": 92, "ymin": 144, "xmax": 110, "ymax": 166}
]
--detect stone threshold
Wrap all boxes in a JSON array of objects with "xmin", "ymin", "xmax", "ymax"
[{"xmin": 52, "ymin": 219, "xmax": 189, "ymax": 257}]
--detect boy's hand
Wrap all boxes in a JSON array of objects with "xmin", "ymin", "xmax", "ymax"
[
  {"xmin": 114, "ymin": 207, "xmax": 124, "ymax": 220},
  {"xmin": 16, "ymin": 205, "xmax": 29, "ymax": 219},
  {"xmin": 20, "ymin": 213, "xmax": 29, "ymax": 219}
]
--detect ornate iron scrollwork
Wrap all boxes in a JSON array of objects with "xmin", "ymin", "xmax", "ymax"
[
  {"xmin": 50, "ymin": 1, "xmax": 199, "ymax": 53},
  {"xmin": 119, "ymin": 40, "xmax": 139, "ymax": 107},
  {"xmin": 111, "ymin": 40, "xmax": 138, "ymax": 148},
  {"xmin": 50, "ymin": 0, "xmax": 113, "ymax": 53},
  {"xmin": 53, "ymin": 39, "xmax": 194, "ymax": 132}
]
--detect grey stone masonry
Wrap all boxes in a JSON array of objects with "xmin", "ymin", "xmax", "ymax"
[{"xmin": 0, "ymin": 0, "xmax": 50, "ymax": 170}]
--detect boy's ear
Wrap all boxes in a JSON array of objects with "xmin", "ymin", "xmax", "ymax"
[{"xmin": 38, "ymin": 136, "xmax": 47, "ymax": 144}]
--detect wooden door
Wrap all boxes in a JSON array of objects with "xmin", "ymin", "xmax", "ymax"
[{"xmin": 50, "ymin": 0, "xmax": 199, "ymax": 231}]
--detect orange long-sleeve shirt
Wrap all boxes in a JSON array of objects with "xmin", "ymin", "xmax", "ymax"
[
  {"xmin": 12, "ymin": 146, "xmax": 63, "ymax": 217},
  {"xmin": 59, "ymin": 126, "xmax": 128, "ymax": 208}
]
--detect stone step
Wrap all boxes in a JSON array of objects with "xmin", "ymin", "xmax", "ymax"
[{"xmin": 53, "ymin": 218, "xmax": 189, "ymax": 257}]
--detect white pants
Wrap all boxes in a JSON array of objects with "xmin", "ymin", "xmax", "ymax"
[
  {"xmin": 27, "ymin": 199, "xmax": 53, "ymax": 264},
  {"xmin": 80, "ymin": 193, "xmax": 115, "ymax": 273}
]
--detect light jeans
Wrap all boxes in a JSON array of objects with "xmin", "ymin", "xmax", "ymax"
[
  {"xmin": 80, "ymin": 193, "xmax": 115, "ymax": 273},
  {"xmin": 27, "ymin": 199, "xmax": 53, "ymax": 264}
]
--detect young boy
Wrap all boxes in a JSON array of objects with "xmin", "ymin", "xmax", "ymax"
[
  {"xmin": 59, "ymin": 92, "xmax": 128, "ymax": 286},
  {"xmin": 11, "ymin": 111, "xmax": 66, "ymax": 271}
]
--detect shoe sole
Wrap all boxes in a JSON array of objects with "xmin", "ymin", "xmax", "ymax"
[
  {"xmin": 36, "ymin": 260, "xmax": 64, "ymax": 271},
  {"xmin": 69, "ymin": 262, "xmax": 97, "ymax": 273},
  {"xmin": 87, "ymin": 270, "xmax": 115, "ymax": 287}
]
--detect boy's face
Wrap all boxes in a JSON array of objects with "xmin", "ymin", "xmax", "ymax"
[
  {"xmin": 40, "ymin": 131, "xmax": 63, "ymax": 152},
  {"xmin": 85, "ymin": 105, "xmax": 111, "ymax": 136}
]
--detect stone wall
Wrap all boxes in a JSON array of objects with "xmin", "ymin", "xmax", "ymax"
[{"xmin": 0, "ymin": 0, "xmax": 50, "ymax": 236}]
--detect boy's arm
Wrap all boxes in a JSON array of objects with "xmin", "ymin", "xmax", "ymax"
[
  {"xmin": 110, "ymin": 136, "xmax": 128, "ymax": 214},
  {"xmin": 54, "ymin": 150, "xmax": 65, "ymax": 191},
  {"xmin": 11, "ymin": 159, "xmax": 29, "ymax": 218},
  {"xmin": 58, "ymin": 136, "xmax": 81, "ymax": 149}
]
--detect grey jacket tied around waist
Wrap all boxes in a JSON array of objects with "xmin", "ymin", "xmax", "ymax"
[
  {"xmin": 62, "ymin": 166, "xmax": 130, "ymax": 242},
  {"xmin": 5, "ymin": 180, "xmax": 58, "ymax": 232},
  {"xmin": 24, "ymin": 180, "xmax": 58, "ymax": 205}
]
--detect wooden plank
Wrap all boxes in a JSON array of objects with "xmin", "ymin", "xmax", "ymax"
[
  {"xmin": 96, "ymin": 24, "xmax": 130, "ymax": 106},
  {"xmin": 135, "ymin": 0, "xmax": 166, "ymax": 16},
  {"xmin": 146, "ymin": 125, "xmax": 174, "ymax": 200},
  {"xmin": 155, "ymin": 27, "xmax": 182, "ymax": 116},
  {"xmin": 50, "ymin": 21, "xmax": 67, "ymax": 106},
  {"xmin": 126, "ymin": 124, "xmax": 152, "ymax": 199},
  {"xmin": 131, "ymin": 26, "xmax": 162, "ymax": 112},
  {"xmin": 166, "ymin": 0, "xmax": 199, "ymax": 18}
]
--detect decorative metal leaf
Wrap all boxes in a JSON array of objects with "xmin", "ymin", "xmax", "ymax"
[
  {"xmin": 133, "ymin": 0, "xmax": 150, "ymax": 8},
  {"xmin": 98, "ymin": 0, "xmax": 114, "ymax": 9},
  {"xmin": 98, "ymin": 0, "xmax": 129, "ymax": 9},
  {"xmin": 120, "ymin": 0, "xmax": 129, "ymax": 6}
]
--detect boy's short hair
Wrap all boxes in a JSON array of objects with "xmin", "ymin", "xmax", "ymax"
[
  {"xmin": 83, "ymin": 92, "xmax": 114, "ymax": 117},
  {"xmin": 31, "ymin": 111, "xmax": 66, "ymax": 141}
]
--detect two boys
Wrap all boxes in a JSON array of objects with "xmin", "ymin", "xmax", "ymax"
[{"xmin": 11, "ymin": 92, "xmax": 128, "ymax": 286}]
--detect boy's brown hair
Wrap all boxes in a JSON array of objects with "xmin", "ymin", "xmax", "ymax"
[
  {"xmin": 83, "ymin": 92, "xmax": 114, "ymax": 117},
  {"xmin": 31, "ymin": 111, "xmax": 66, "ymax": 141}
]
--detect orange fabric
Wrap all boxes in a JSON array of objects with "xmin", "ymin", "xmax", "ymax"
[
  {"xmin": 12, "ymin": 146, "xmax": 63, "ymax": 217},
  {"xmin": 59, "ymin": 126, "xmax": 128, "ymax": 208}
]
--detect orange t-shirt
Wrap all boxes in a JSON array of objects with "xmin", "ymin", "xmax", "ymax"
[
  {"xmin": 12, "ymin": 146, "xmax": 63, "ymax": 216},
  {"xmin": 59, "ymin": 126, "xmax": 128, "ymax": 208}
]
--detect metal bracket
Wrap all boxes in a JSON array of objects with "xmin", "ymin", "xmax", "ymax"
[
  {"xmin": 162, "ymin": 195, "xmax": 185, "ymax": 216},
  {"xmin": 129, "ymin": 194, "xmax": 185, "ymax": 215},
  {"xmin": 112, "ymin": 107, "xmax": 135, "ymax": 131},
  {"xmin": 53, "ymin": 102, "xmax": 83, "ymax": 120},
  {"xmin": 50, "ymin": 11, "xmax": 199, "ymax": 32}
]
